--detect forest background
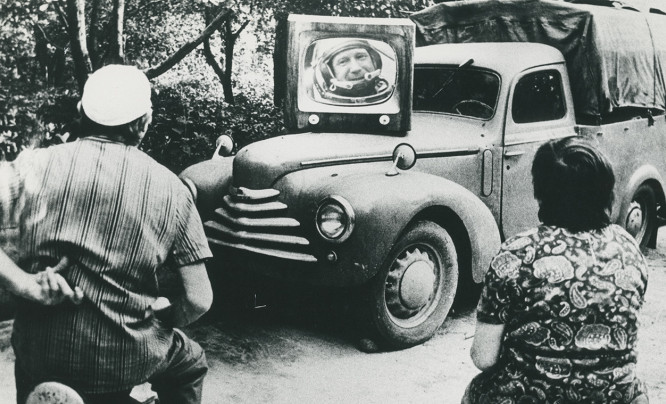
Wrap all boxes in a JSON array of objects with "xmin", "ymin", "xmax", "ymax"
[{"xmin": 0, "ymin": 0, "xmax": 436, "ymax": 172}]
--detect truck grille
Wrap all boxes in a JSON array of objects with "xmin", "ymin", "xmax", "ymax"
[{"xmin": 204, "ymin": 186, "xmax": 318, "ymax": 262}]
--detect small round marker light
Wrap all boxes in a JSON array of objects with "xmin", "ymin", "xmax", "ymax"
[
  {"xmin": 379, "ymin": 115, "xmax": 390, "ymax": 125},
  {"xmin": 326, "ymin": 251, "xmax": 338, "ymax": 262},
  {"xmin": 309, "ymin": 114, "xmax": 320, "ymax": 125}
]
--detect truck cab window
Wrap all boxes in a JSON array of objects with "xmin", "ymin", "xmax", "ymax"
[
  {"xmin": 512, "ymin": 70, "xmax": 566, "ymax": 123},
  {"xmin": 414, "ymin": 67, "xmax": 500, "ymax": 119}
]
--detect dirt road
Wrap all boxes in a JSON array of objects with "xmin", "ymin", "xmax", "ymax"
[
  {"xmin": 0, "ymin": 231, "xmax": 664, "ymax": 403},
  {"xmin": 186, "ymin": 231, "xmax": 666, "ymax": 404}
]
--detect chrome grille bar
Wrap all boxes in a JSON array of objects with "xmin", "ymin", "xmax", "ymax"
[
  {"xmin": 204, "ymin": 186, "xmax": 318, "ymax": 263},
  {"xmin": 208, "ymin": 238, "xmax": 317, "ymax": 262},
  {"xmin": 223, "ymin": 195, "xmax": 288, "ymax": 213},
  {"xmin": 232, "ymin": 187, "xmax": 280, "ymax": 200},
  {"xmin": 205, "ymin": 221, "xmax": 309, "ymax": 245},
  {"xmin": 214, "ymin": 206, "xmax": 300, "ymax": 227}
]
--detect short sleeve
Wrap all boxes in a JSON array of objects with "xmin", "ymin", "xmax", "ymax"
[
  {"xmin": 476, "ymin": 249, "xmax": 523, "ymax": 324},
  {"xmin": 0, "ymin": 156, "xmax": 26, "ymax": 229},
  {"xmin": 170, "ymin": 186, "xmax": 213, "ymax": 266}
]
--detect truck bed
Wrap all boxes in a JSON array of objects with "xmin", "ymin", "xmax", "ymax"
[{"xmin": 411, "ymin": 0, "xmax": 666, "ymax": 123}]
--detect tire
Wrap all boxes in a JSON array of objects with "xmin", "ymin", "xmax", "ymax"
[
  {"xmin": 623, "ymin": 184, "xmax": 657, "ymax": 248},
  {"xmin": 364, "ymin": 220, "xmax": 458, "ymax": 350}
]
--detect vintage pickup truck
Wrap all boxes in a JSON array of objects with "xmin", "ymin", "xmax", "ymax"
[{"xmin": 180, "ymin": 0, "xmax": 666, "ymax": 349}]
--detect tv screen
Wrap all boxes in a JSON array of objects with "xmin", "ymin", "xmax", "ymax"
[
  {"xmin": 300, "ymin": 37, "xmax": 398, "ymax": 111},
  {"xmin": 285, "ymin": 15, "xmax": 414, "ymax": 133}
]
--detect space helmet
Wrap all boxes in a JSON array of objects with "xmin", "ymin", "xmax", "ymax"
[{"xmin": 312, "ymin": 39, "xmax": 393, "ymax": 104}]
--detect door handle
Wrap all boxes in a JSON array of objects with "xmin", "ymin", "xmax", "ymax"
[{"xmin": 504, "ymin": 150, "xmax": 525, "ymax": 157}]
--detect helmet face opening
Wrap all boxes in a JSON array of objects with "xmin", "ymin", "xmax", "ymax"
[{"xmin": 308, "ymin": 38, "xmax": 396, "ymax": 105}]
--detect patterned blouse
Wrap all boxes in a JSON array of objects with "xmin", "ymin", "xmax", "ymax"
[{"xmin": 465, "ymin": 224, "xmax": 648, "ymax": 404}]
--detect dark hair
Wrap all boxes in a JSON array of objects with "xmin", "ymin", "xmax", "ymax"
[
  {"xmin": 78, "ymin": 110, "xmax": 147, "ymax": 146},
  {"xmin": 531, "ymin": 137, "xmax": 615, "ymax": 232}
]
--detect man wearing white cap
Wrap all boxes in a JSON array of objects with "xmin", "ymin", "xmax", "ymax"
[{"xmin": 0, "ymin": 64, "xmax": 213, "ymax": 404}]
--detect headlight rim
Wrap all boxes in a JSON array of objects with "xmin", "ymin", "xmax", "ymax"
[{"xmin": 315, "ymin": 195, "xmax": 355, "ymax": 243}]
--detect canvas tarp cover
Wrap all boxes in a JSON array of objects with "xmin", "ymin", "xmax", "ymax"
[{"xmin": 410, "ymin": 0, "xmax": 666, "ymax": 119}]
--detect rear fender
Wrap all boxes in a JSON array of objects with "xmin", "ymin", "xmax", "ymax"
[{"xmin": 616, "ymin": 164, "xmax": 665, "ymax": 221}]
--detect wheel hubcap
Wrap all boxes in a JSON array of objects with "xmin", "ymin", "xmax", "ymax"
[
  {"xmin": 385, "ymin": 247, "xmax": 438, "ymax": 320},
  {"xmin": 625, "ymin": 201, "xmax": 644, "ymax": 239},
  {"xmin": 400, "ymin": 261, "xmax": 436, "ymax": 310}
]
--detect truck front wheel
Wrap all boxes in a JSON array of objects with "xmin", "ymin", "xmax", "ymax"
[
  {"xmin": 624, "ymin": 184, "xmax": 657, "ymax": 248},
  {"xmin": 364, "ymin": 221, "xmax": 458, "ymax": 350}
]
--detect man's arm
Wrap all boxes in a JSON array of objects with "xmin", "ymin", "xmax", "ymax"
[
  {"xmin": 153, "ymin": 261, "xmax": 213, "ymax": 328},
  {"xmin": 0, "ymin": 250, "xmax": 83, "ymax": 305}
]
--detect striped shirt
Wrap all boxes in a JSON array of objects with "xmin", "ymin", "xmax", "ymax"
[{"xmin": 0, "ymin": 137, "xmax": 212, "ymax": 393}]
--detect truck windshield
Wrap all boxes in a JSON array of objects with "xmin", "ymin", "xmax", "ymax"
[{"xmin": 414, "ymin": 66, "xmax": 500, "ymax": 119}]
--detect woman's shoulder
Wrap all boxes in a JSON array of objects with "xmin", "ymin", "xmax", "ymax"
[
  {"xmin": 604, "ymin": 223, "xmax": 639, "ymax": 243},
  {"xmin": 501, "ymin": 225, "xmax": 559, "ymax": 251}
]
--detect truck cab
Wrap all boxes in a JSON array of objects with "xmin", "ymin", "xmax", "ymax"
[{"xmin": 412, "ymin": 42, "xmax": 577, "ymax": 239}]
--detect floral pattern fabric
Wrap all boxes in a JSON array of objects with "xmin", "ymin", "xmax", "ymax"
[{"xmin": 465, "ymin": 224, "xmax": 648, "ymax": 404}]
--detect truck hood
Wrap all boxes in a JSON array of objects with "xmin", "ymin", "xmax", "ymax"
[{"xmin": 233, "ymin": 116, "xmax": 487, "ymax": 189}]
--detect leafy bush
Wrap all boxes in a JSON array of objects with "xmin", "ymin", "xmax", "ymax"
[
  {"xmin": 141, "ymin": 70, "xmax": 285, "ymax": 174},
  {"xmin": 0, "ymin": 88, "xmax": 80, "ymax": 160}
]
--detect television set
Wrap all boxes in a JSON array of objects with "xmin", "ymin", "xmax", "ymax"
[{"xmin": 284, "ymin": 14, "xmax": 415, "ymax": 133}]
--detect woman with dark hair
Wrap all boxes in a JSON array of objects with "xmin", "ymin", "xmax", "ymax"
[{"xmin": 462, "ymin": 137, "xmax": 649, "ymax": 403}]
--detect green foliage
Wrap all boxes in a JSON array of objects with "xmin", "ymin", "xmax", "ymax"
[
  {"xmin": 0, "ymin": 0, "xmax": 78, "ymax": 159},
  {"xmin": 141, "ymin": 78, "xmax": 284, "ymax": 173},
  {"xmin": 271, "ymin": 0, "xmax": 432, "ymax": 18},
  {"xmin": 1, "ymin": 0, "xmax": 433, "ymax": 166},
  {"xmin": 0, "ymin": 88, "xmax": 79, "ymax": 160}
]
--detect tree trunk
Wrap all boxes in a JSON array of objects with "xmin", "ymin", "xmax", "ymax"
[
  {"xmin": 66, "ymin": 0, "xmax": 93, "ymax": 92},
  {"xmin": 108, "ymin": 0, "xmax": 126, "ymax": 64},
  {"xmin": 52, "ymin": 48, "xmax": 67, "ymax": 86},
  {"xmin": 33, "ymin": 25, "xmax": 49, "ymax": 82},
  {"xmin": 202, "ymin": 10, "xmax": 247, "ymax": 104},
  {"xmin": 203, "ymin": 38, "xmax": 227, "ymax": 92},
  {"xmin": 273, "ymin": 15, "xmax": 288, "ymax": 107},
  {"xmin": 222, "ymin": 19, "xmax": 235, "ymax": 104},
  {"xmin": 88, "ymin": 0, "xmax": 101, "ymax": 69}
]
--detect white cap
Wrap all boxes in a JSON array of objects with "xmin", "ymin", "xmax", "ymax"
[{"xmin": 80, "ymin": 65, "xmax": 152, "ymax": 126}]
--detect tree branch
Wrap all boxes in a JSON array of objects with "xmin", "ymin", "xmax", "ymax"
[
  {"xmin": 232, "ymin": 19, "xmax": 250, "ymax": 41},
  {"xmin": 144, "ymin": 7, "xmax": 234, "ymax": 79},
  {"xmin": 203, "ymin": 38, "xmax": 225, "ymax": 82},
  {"xmin": 54, "ymin": 0, "xmax": 71, "ymax": 35},
  {"xmin": 33, "ymin": 23, "xmax": 66, "ymax": 50}
]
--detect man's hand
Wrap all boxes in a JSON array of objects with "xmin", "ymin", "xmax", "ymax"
[{"xmin": 24, "ymin": 257, "xmax": 84, "ymax": 305}]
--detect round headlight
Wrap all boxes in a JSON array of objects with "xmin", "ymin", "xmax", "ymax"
[{"xmin": 316, "ymin": 196, "xmax": 355, "ymax": 243}]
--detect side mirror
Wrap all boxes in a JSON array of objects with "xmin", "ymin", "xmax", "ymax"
[
  {"xmin": 386, "ymin": 143, "xmax": 417, "ymax": 176},
  {"xmin": 212, "ymin": 134, "xmax": 235, "ymax": 159}
]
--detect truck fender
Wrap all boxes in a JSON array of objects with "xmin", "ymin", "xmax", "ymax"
[
  {"xmin": 179, "ymin": 157, "xmax": 234, "ymax": 218},
  {"xmin": 313, "ymin": 170, "xmax": 501, "ymax": 284}
]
